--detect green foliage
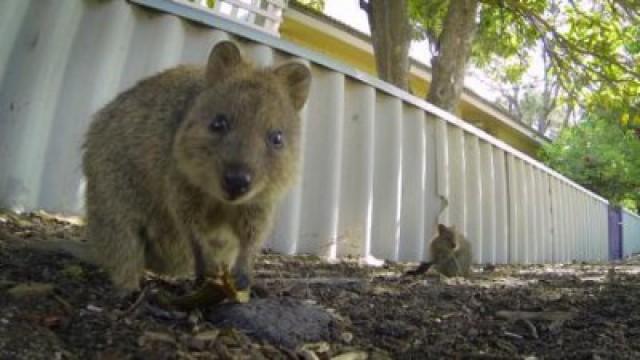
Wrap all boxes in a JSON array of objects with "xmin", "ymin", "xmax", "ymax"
[
  {"xmin": 540, "ymin": 112, "xmax": 640, "ymax": 211},
  {"xmin": 187, "ymin": 0, "xmax": 216, "ymax": 8},
  {"xmin": 625, "ymin": 25, "xmax": 640, "ymax": 55},
  {"xmin": 408, "ymin": 0, "xmax": 449, "ymax": 48},
  {"xmin": 407, "ymin": 0, "xmax": 639, "ymax": 128},
  {"xmin": 471, "ymin": 0, "xmax": 543, "ymax": 67},
  {"xmin": 553, "ymin": 1, "xmax": 640, "ymax": 118},
  {"xmin": 402, "ymin": 1, "xmax": 640, "ymax": 209},
  {"xmin": 293, "ymin": 0, "xmax": 325, "ymax": 12},
  {"xmin": 408, "ymin": 0, "xmax": 545, "ymax": 72}
]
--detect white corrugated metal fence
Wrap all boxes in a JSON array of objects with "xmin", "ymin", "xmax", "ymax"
[{"xmin": 0, "ymin": 0, "xmax": 620, "ymax": 264}]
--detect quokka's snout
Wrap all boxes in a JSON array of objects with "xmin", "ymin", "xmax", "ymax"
[{"xmin": 221, "ymin": 163, "xmax": 253, "ymax": 200}]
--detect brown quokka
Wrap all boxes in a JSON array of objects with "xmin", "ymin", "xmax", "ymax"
[
  {"xmin": 405, "ymin": 224, "xmax": 472, "ymax": 277},
  {"xmin": 429, "ymin": 224, "xmax": 472, "ymax": 277},
  {"xmin": 79, "ymin": 41, "xmax": 311, "ymax": 291}
]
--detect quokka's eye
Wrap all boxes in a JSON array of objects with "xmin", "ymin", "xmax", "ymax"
[
  {"xmin": 267, "ymin": 129, "xmax": 284, "ymax": 149},
  {"xmin": 209, "ymin": 114, "xmax": 230, "ymax": 133}
]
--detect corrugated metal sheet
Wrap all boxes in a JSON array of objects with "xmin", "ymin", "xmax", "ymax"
[
  {"xmin": 0, "ymin": 0, "xmax": 611, "ymax": 264},
  {"xmin": 622, "ymin": 210, "xmax": 640, "ymax": 257}
]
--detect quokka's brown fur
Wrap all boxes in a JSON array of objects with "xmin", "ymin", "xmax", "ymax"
[
  {"xmin": 429, "ymin": 224, "xmax": 472, "ymax": 277},
  {"xmin": 81, "ymin": 41, "xmax": 311, "ymax": 291}
]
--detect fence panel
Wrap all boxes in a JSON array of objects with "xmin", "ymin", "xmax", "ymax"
[
  {"xmin": 370, "ymin": 95, "xmax": 403, "ymax": 260},
  {"xmin": 464, "ymin": 133, "xmax": 483, "ymax": 263},
  {"xmin": 622, "ymin": 210, "xmax": 640, "ymax": 257},
  {"xmin": 398, "ymin": 106, "xmax": 427, "ymax": 261},
  {"xmin": 334, "ymin": 81, "xmax": 375, "ymax": 259},
  {"xmin": 493, "ymin": 148, "xmax": 510, "ymax": 263},
  {"xmin": 479, "ymin": 140, "xmax": 496, "ymax": 264},
  {"xmin": 420, "ymin": 117, "xmax": 440, "ymax": 261},
  {"xmin": 447, "ymin": 125, "xmax": 466, "ymax": 235}
]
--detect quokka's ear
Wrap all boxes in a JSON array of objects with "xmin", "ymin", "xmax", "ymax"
[
  {"xmin": 437, "ymin": 223, "xmax": 449, "ymax": 235},
  {"xmin": 273, "ymin": 61, "xmax": 311, "ymax": 111},
  {"xmin": 206, "ymin": 41, "xmax": 243, "ymax": 84}
]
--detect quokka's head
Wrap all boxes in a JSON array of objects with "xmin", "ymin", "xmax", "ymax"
[
  {"xmin": 174, "ymin": 41, "xmax": 311, "ymax": 204},
  {"xmin": 435, "ymin": 224, "xmax": 457, "ymax": 248}
]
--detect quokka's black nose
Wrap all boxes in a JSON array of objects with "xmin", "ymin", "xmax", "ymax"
[{"xmin": 223, "ymin": 166, "xmax": 252, "ymax": 198}]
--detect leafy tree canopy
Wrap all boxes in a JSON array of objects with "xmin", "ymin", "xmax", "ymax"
[
  {"xmin": 408, "ymin": 0, "xmax": 640, "ymax": 127},
  {"xmin": 540, "ymin": 109, "xmax": 640, "ymax": 212}
]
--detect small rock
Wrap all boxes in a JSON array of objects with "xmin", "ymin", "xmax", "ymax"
[
  {"xmin": 369, "ymin": 351, "xmax": 393, "ymax": 360},
  {"xmin": 61, "ymin": 265, "xmax": 85, "ymax": 280},
  {"xmin": 187, "ymin": 311, "xmax": 201, "ymax": 326},
  {"xmin": 332, "ymin": 352, "xmax": 368, "ymax": 360},
  {"xmin": 208, "ymin": 298, "xmax": 338, "ymax": 349},
  {"xmin": 187, "ymin": 329, "xmax": 220, "ymax": 351},
  {"xmin": 144, "ymin": 303, "xmax": 187, "ymax": 320},
  {"xmin": 374, "ymin": 320, "xmax": 411, "ymax": 338},
  {"xmin": 86, "ymin": 304, "xmax": 104, "ymax": 313},
  {"xmin": 187, "ymin": 310, "xmax": 202, "ymax": 332},
  {"xmin": 213, "ymin": 341, "xmax": 234, "ymax": 358},
  {"xmin": 7, "ymin": 282, "xmax": 54, "ymax": 299},
  {"xmin": 194, "ymin": 329, "xmax": 220, "ymax": 342},
  {"xmin": 260, "ymin": 344, "xmax": 283, "ymax": 358},
  {"xmin": 483, "ymin": 264, "xmax": 496, "ymax": 272},
  {"xmin": 186, "ymin": 337, "xmax": 207, "ymax": 351},
  {"xmin": 96, "ymin": 350, "xmax": 129, "ymax": 360},
  {"xmin": 340, "ymin": 332, "xmax": 353, "ymax": 344},
  {"xmin": 42, "ymin": 315, "xmax": 65, "ymax": 329},
  {"xmin": 138, "ymin": 331, "xmax": 176, "ymax": 347},
  {"xmin": 301, "ymin": 342, "xmax": 330, "ymax": 354},
  {"xmin": 371, "ymin": 286, "xmax": 394, "ymax": 296},
  {"xmin": 299, "ymin": 349, "xmax": 320, "ymax": 360}
]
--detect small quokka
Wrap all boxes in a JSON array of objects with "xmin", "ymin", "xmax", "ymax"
[
  {"xmin": 405, "ymin": 224, "xmax": 472, "ymax": 277},
  {"xmin": 79, "ymin": 41, "xmax": 311, "ymax": 291},
  {"xmin": 429, "ymin": 224, "xmax": 472, "ymax": 277}
]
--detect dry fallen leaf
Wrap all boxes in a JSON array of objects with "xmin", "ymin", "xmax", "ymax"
[{"xmin": 165, "ymin": 270, "xmax": 250, "ymax": 310}]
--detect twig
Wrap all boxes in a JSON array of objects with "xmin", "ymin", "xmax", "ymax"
[
  {"xmin": 119, "ymin": 286, "xmax": 149, "ymax": 319},
  {"xmin": 496, "ymin": 310, "xmax": 576, "ymax": 322},
  {"xmin": 52, "ymin": 293, "xmax": 73, "ymax": 314},
  {"xmin": 144, "ymin": 303, "xmax": 187, "ymax": 320},
  {"xmin": 261, "ymin": 277, "xmax": 365, "ymax": 285},
  {"xmin": 503, "ymin": 331, "xmax": 524, "ymax": 340},
  {"xmin": 463, "ymin": 354, "xmax": 514, "ymax": 360},
  {"xmin": 549, "ymin": 319, "xmax": 568, "ymax": 331},
  {"xmin": 404, "ymin": 262, "xmax": 433, "ymax": 276},
  {"xmin": 522, "ymin": 319, "xmax": 539, "ymax": 339}
]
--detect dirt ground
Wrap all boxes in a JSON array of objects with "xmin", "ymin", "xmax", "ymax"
[{"xmin": 1, "ymin": 210, "xmax": 639, "ymax": 359}]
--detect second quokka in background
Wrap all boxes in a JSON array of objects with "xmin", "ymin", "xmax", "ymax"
[
  {"xmin": 429, "ymin": 224, "xmax": 472, "ymax": 277},
  {"xmin": 406, "ymin": 224, "xmax": 472, "ymax": 278}
]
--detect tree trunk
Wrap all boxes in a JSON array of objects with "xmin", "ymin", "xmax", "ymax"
[
  {"xmin": 426, "ymin": 0, "xmax": 479, "ymax": 114},
  {"xmin": 362, "ymin": 0, "xmax": 411, "ymax": 91}
]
